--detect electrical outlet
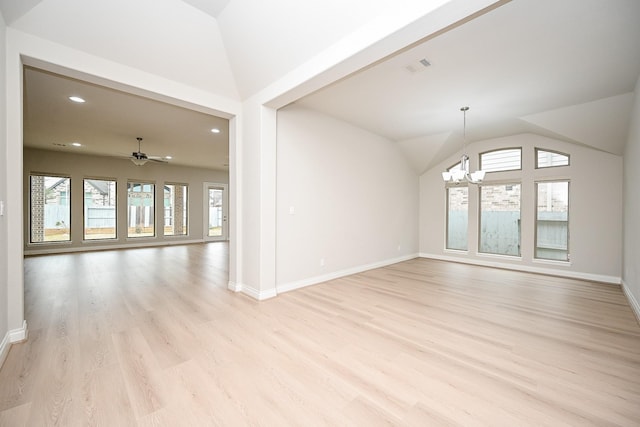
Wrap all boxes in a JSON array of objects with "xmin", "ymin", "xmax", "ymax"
[{"xmin": 320, "ymin": 258, "xmax": 325, "ymax": 267}]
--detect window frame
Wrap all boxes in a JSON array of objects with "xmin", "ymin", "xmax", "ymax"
[
  {"xmin": 534, "ymin": 179, "xmax": 570, "ymax": 262},
  {"xmin": 163, "ymin": 182, "xmax": 189, "ymax": 237},
  {"xmin": 479, "ymin": 147, "xmax": 522, "ymax": 173},
  {"xmin": 127, "ymin": 180, "xmax": 156, "ymax": 239},
  {"xmin": 83, "ymin": 177, "xmax": 118, "ymax": 241},
  {"xmin": 478, "ymin": 181, "xmax": 522, "ymax": 257},
  {"xmin": 446, "ymin": 161, "xmax": 463, "ymax": 172},
  {"xmin": 29, "ymin": 173, "xmax": 72, "ymax": 245},
  {"xmin": 445, "ymin": 185, "xmax": 469, "ymax": 251},
  {"xmin": 535, "ymin": 148, "xmax": 570, "ymax": 169}
]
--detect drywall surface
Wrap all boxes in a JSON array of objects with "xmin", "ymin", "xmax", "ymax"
[
  {"xmin": 276, "ymin": 105, "xmax": 418, "ymax": 291},
  {"xmin": 0, "ymin": 9, "xmax": 9, "ymax": 348},
  {"xmin": 623, "ymin": 77, "xmax": 640, "ymax": 317}
]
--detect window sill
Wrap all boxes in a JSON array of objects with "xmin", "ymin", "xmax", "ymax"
[
  {"xmin": 83, "ymin": 238, "xmax": 118, "ymax": 244},
  {"xmin": 26, "ymin": 240, "xmax": 72, "ymax": 247},
  {"xmin": 532, "ymin": 258, "xmax": 572, "ymax": 267},
  {"xmin": 444, "ymin": 248, "xmax": 469, "ymax": 255},
  {"xmin": 477, "ymin": 252, "xmax": 522, "ymax": 262}
]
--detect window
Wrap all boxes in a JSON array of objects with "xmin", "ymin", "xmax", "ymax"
[
  {"xmin": 84, "ymin": 178, "xmax": 117, "ymax": 240},
  {"xmin": 480, "ymin": 148, "xmax": 521, "ymax": 172},
  {"xmin": 536, "ymin": 181, "xmax": 569, "ymax": 261},
  {"xmin": 446, "ymin": 186, "xmax": 468, "ymax": 250},
  {"xmin": 479, "ymin": 183, "xmax": 521, "ymax": 256},
  {"xmin": 30, "ymin": 175, "xmax": 71, "ymax": 243},
  {"xmin": 536, "ymin": 149, "xmax": 569, "ymax": 168},
  {"xmin": 447, "ymin": 162, "xmax": 463, "ymax": 173},
  {"xmin": 164, "ymin": 184, "xmax": 188, "ymax": 236},
  {"xmin": 128, "ymin": 181, "xmax": 155, "ymax": 238}
]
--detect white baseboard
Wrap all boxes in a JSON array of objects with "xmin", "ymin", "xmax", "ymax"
[
  {"xmin": 622, "ymin": 280, "xmax": 640, "ymax": 324},
  {"xmin": 227, "ymin": 281, "xmax": 242, "ymax": 292},
  {"xmin": 0, "ymin": 332, "xmax": 9, "ymax": 369},
  {"xmin": 0, "ymin": 321, "xmax": 29, "ymax": 369},
  {"xmin": 276, "ymin": 253, "xmax": 419, "ymax": 295},
  {"xmin": 242, "ymin": 285, "xmax": 277, "ymax": 301},
  {"xmin": 419, "ymin": 253, "xmax": 621, "ymax": 285},
  {"xmin": 9, "ymin": 321, "xmax": 28, "ymax": 342},
  {"xmin": 228, "ymin": 281, "xmax": 277, "ymax": 301},
  {"xmin": 24, "ymin": 239, "xmax": 205, "ymax": 256}
]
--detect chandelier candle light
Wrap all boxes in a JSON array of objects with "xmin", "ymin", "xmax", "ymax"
[{"xmin": 442, "ymin": 106, "xmax": 486, "ymax": 184}]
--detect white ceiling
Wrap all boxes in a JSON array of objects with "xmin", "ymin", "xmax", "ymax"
[
  {"xmin": 5, "ymin": 0, "xmax": 640, "ymax": 173},
  {"xmin": 296, "ymin": 0, "xmax": 640, "ymax": 172},
  {"xmin": 180, "ymin": 0, "xmax": 231, "ymax": 17},
  {"xmin": 23, "ymin": 67, "xmax": 230, "ymax": 170},
  {"xmin": 8, "ymin": 0, "xmax": 239, "ymax": 98}
]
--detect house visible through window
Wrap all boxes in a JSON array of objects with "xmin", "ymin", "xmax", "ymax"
[
  {"xmin": 479, "ymin": 183, "xmax": 521, "ymax": 256},
  {"xmin": 164, "ymin": 183, "xmax": 188, "ymax": 236},
  {"xmin": 446, "ymin": 186, "xmax": 468, "ymax": 251},
  {"xmin": 30, "ymin": 174, "xmax": 71, "ymax": 243},
  {"xmin": 536, "ymin": 181, "xmax": 569, "ymax": 261},
  {"xmin": 128, "ymin": 181, "xmax": 155, "ymax": 238},
  {"xmin": 84, "ymin": 178, "xmax": 117, "ymax": 240}
]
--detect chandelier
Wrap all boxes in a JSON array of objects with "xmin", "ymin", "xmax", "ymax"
[{"xmin": 442, "ymin": 106, "xmax": 485, "ymax": 184}]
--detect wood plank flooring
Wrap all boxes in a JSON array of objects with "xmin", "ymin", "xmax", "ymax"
[{"xmin": 1, "ymin": 243, "xmax": 639, "ymax": 426}]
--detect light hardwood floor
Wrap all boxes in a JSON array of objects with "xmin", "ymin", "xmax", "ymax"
[{"xmin": 1, "ymin": 243, "xmax": 639, "ymax": 426}]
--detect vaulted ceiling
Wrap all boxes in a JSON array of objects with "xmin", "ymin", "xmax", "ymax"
[{"xmin": 2, "ymin": 0, "xmax": 639, "ymax": 172}]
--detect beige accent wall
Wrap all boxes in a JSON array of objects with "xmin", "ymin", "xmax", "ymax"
[{"xmin": 23, "ymin": 148, "xmax": 228, "ymax": 254}]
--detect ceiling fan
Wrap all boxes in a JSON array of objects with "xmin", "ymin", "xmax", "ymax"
[{"xmin": 130, "ymin": 137, "xmax": 168, "ymax": 166}]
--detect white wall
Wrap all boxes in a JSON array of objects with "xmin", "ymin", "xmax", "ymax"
[
  {"xmin": 0, "ymin": 8, "xmax": 9, "ymax": 358},
  {"xmin": 217, "ymin": 0, "xmax": 454, "ymax": 99},
  {"xmin": 9, "ymin": 0, "xmax": 239, "ymax": 99},
  {"xmin": 623, "ymin": 76, "xmax": 640, "ymax": 318},
  {"xmin": 276, "ymin": 105, "xmax": 419, "ymax": 292},
  {"xmin": 420, "ymin": 133, "xmax": 623, "ymax": 283},
  {"xmin": 23, "ymin": 148, "xmax": 228, "ymax": 254}
]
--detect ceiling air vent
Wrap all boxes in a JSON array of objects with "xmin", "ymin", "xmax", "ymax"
[{"xmin": 405, "ymin": 58, "xmax": 431, "ymax": 74}]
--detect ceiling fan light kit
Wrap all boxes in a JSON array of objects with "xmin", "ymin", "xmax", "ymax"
[
  {"xmin": 130, "ymin": 137, "xmax": 166, "ymax": 166},
  {"xmin": 131, "ymin": 156, "xmax": 148, "ymax": 166}
]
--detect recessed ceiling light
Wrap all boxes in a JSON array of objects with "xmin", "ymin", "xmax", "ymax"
[
  {"xmin": 69, "ymin": 96, "xmax": 85, "ymax": 103},
  {"xmin": 71, "ymin": 142, "xmax": 82, "ymax": 147},
  {"xmin": 211, "ymin": 128, "xmax": 220, "ymax": 134}
]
